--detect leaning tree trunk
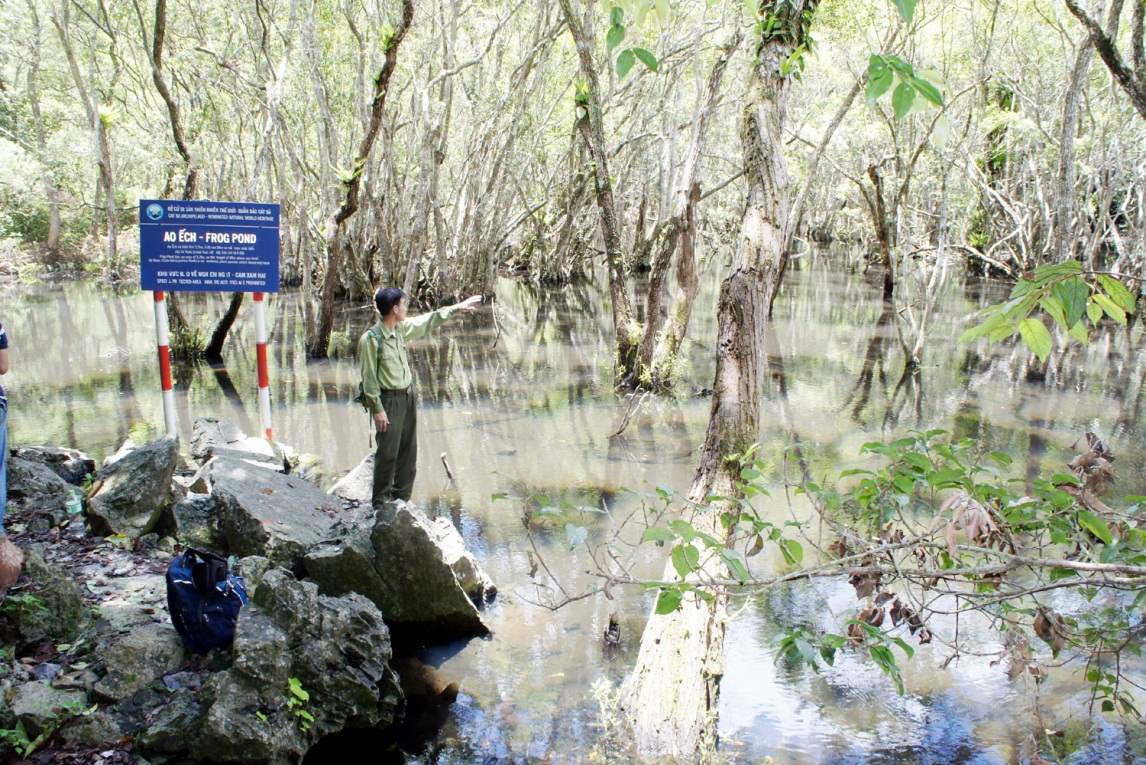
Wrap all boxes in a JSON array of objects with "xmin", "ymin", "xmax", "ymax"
[
  {"xmin": 307, "ymin": 0, "xmax": 414, "ymax": 359},
  {"xmin": 619, "ymin": 3, "xmax": 815, "ymax": 757},
  {"xmin": 557, "ymin": 0, "xmax": 636, "ymax": 381}
]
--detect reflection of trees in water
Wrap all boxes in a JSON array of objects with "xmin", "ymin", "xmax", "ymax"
[
  {"xmin": 842, "ymin": 302, "xmax": 895, "ymax": 425},
  {"xmin": 102, "ymin": 297, "xmax": 143, "ymax": 444}
]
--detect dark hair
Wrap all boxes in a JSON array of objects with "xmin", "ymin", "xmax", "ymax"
[{"xmin": 374, "ymin": 287, "xmax": 406, "ymax": 317}]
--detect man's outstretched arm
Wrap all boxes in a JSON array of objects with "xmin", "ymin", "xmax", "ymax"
[{"xmin": 401, "ymin": 295, "xmax": 482, "ymax": 340}]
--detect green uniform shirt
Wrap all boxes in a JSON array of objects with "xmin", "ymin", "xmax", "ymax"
[{"xmin": 358, "ymin": 306, "xmax": 460, "ymax": 415}]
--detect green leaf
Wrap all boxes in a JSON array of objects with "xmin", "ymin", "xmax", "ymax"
[
  {"xmin": 892, "ymin": 0, "xmax": 916, "ymax": 23},
  {"xmin": 989, "ymin": 451, "xmax": 1013, "ymax": 466},
  {"xmin": 1069, "ymin": 321, "xmax": 1089, "ymax": 346},
  {"xmin": 892, "ymin": 81, "xmax": 915, "ymax": 119},
  {"xmin": 616, "ymin": 48, "xmax": 636, "ymax": 78},
  {"xmin": 1078, "ymin": 510, "xmax": 1113, "ymax": 545},
  {"xmin": 910, "ymin": 75, "xmax": 943, "ymax": 106},
  {"xmin": 671, "ymin": 543, "xmax": 700, "ymax": 579},
  {"xmin": 719, "ymin": 549, "xmax": 751, "ymax": 582},
  {"xmin": 632, "ymin": 47, "xmax": 658, "ymax": 72},
  {"xmin": 1102, "ymin": 699, "xmax": 1115, "ymax": 712},
  {"xmin": 1097, "ymin": 274, "xmax": 1137, "ymax": 314},
  {"xmin": 866, "ymin": 62, "xmax": 894, "ymax": 102},
  {"xmin": 1093, "ymin": 293, "xmax": 1127, "ymax": 325},
  {"xmin": 1052, "ymin": 278, "xmax": 1089, "ymax": 327},
  {"xmin": 606, "ymin": 24, "xmax": 625, "ymax": 53},
  {"xmin": 779, "ymin": 538, "xmax": 804, "ymax": 565},
  {"xmin": 610, "ymin": 5, "xmax": 623, "ymax": 26},
  {"xmin": 927, "ymin": 468, "xmax": 964, "ymax": 489},
  {"xmin": 642, "ymin": 527, "xmax": 676, "ymax": 544},
  {"xmin": 1049, "ymin": 566, "xmax": 1079, "ymax": 581},
  {"xmin": 1039, "ymin": 296, "xmax": 1067, "ymax": 328},
  {"xmin": 669, "ymin": 519, "xmax": 696, "ymax": 542},
  {"xmin": 1087, "ymin": 298, "xmax": 1104, "ymax": 324},
  {"xmin": 1018, "ymin": 318, "xmax": 1053, "ymax": 362},
  {"xmin": 655, "ymin": 588, "xmax": 682, "ymax": 614}
]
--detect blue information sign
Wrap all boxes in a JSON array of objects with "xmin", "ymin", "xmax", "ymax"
[{"xmin": 139, "ymin": 199, "xmax": 280, "ymax": 292}]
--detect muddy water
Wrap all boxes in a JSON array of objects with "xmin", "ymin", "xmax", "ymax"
[{"xmin": 4, "ymin": 256, "xmax": 1145, "ymax": 763}]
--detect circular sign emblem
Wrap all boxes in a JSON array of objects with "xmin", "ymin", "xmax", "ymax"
[{"xmin": 145, "ymin": 203, "xmax": 165, "ymax": 221}]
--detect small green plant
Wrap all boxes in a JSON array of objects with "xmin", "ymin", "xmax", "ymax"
[
  {"xmin": 0, "ymin": 699, "xmax": 94, "ymax": 756},
  {"xmin": 286, "ymin": 677, "xmax": 314, "ymax": 733},
  {"xmin": 0, "ymin": 591, "xmax": 47, "ymax": 618}
]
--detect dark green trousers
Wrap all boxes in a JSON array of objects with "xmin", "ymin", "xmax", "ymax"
[{"xmin": 372, "ymin": 389, "xmax": 417, "ymax": 506}]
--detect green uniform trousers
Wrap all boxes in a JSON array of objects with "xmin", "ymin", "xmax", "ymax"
[{"xmin": 372, "ymin": 388, "xmax": 417, "ymax": 506}]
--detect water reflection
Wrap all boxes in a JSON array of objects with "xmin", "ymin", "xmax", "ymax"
[{"xmin": 5, "ymin": 259, "xmax": 1146, "ymax": 762}]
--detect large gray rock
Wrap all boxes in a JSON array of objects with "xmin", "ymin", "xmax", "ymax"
[
  {"xmin": 210, "ymin": 458, "xmax": 338, "ymax": 569},
  {"xmin": 11, "ymin": 549, "xmax": 85, "ymax": 647},
  {"xmin": 329, "ymin": 453, "xmax": 373, "ymax": 504},
  {"xmin": 11, "ymin": 445, "xmax": 96, "ymax": 486},
  {"xmin": 8, "ymin": 681, "xmax": 87, "ymax": 738},
  {"xmin": 87, "ymin": 437, "xmax": 179, "ymax": 539},
  {"xmin": 140, "ymin": 568, "xmax": 402, "ymax": 764},
  {"xmin": 93, "ymin": 622, "xmax": 185, "ymax": 701},
  {"xmin": 305, "ymin": 502, "xmax": 492, "ymax": 637},
  {"xmin": 191, "ymin": 417, "xmax": 286, "ymax": 472},
  {"xmin": 7, "ymin": 456, "xmax": 74, "ymax": 524},
  {"xmin": 168, "ymin": 492, "xmax": 221, "ymax": 549}
]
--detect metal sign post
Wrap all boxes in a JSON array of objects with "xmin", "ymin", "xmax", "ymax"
[
  {"xmin": 139, "ymin": 199, "xmax": 281, "ymax": 441},
  {"xmin": 152, "ymin": 291, "xmax": 178, "ymax": 436},
  {"xmin": 253, "ymin": 292, "xmax": 272, "ymax": 441}
]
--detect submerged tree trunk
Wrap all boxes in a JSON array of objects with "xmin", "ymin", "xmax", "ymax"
[
  {"xmin": 307, "ymin": 0, "xmax": 414, "ymax": 359},
  {"xmin": 619, "ymin": 3, "xmax": 815, "ymax": 757},
  {"xmin": 558, "ymin": 0, "xmax": 636, "ymax": 381}
]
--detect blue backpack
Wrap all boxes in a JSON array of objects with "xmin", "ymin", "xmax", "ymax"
[{"xmin": 165, "ymin": 548, "xmax": 250, "ymax": 654}]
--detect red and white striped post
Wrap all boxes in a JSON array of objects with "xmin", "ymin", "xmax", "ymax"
[
  {"xmin": 253, "ymin": 292, "xmax": 273, "ymax": 441},
  {"xmin": 153, "ymin": 291, "xmax": 177, "ymax": 436}
]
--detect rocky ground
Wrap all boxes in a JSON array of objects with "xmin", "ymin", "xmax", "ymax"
[{"xmin": 0, "ymin": 419, "xmax": 495, "ymax": 764}]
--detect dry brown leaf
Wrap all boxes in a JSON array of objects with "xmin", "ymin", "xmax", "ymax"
[
  {"xmin": 942, "ymin": 491, "xmax": 998, "ymax": 545},
  {"xmin": 858, "ymin": 606, "xmax": 885, "ymax": 627}
]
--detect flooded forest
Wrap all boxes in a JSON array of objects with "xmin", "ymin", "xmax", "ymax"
[{"xmin": 1, "ymin": 0, "xmax": 1145, "ymax": 763}]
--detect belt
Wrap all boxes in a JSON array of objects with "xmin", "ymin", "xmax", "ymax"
[{"xmin": 379, "ymin": 386, "xmax": 411, "ymax": 394}]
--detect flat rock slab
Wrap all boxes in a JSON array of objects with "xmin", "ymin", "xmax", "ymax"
[
  {"xmin": 191, "ymin": 417, "xmax": 285, "ymax": 471},
  {"xmin": 210, "ymin": 458, "xmax": 339, "ymax": 568}
]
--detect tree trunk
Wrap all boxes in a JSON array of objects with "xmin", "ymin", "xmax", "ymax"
[
  {"xmin": 631, "ymin": 30, "xmax": 740, "ymax": 390},
  {"xmin": 867, "ymin": 165, "xmax": 896, "ymax": 299},
  {"xmin": 619, "ymin": 4, "xmax": 814, "ymax": 757},
  {"xmin": 557, "ymin": 0, "xmax": 636, "ymax": 380},
  {"xmin": 1056, "ymin": 37, "xmax": 1094, "ymax": 262},
  {"xmin": 204, "ymin": 292, "xmax": 245, "ymax": 360},
  {"xmin": 24, "ymin": 0, "xmax": 62, "ymax": 261},
  {"xmin": 52, "ymin": 2, "xmax": 117, "ymax": 266},
  {"xmin": 307, "ymin": 0, "xmax": 414, "ymax": 359}
]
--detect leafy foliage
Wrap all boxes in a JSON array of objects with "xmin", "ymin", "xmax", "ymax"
[{"xmin": 960, "ymin": 262, "xmax": 1138, "ymax": 361}]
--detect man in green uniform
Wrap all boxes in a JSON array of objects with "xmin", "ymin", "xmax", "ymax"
[{"xmin": 358, "ymin": 288, "xmax": 481, "ymax": 508}]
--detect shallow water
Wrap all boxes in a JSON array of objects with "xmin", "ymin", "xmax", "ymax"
[{"xmin": 4, "ymin": 255, "xmax": 1145, "ymax": 763}]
